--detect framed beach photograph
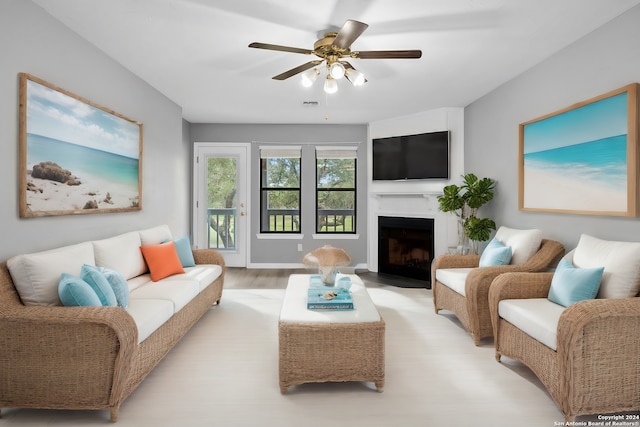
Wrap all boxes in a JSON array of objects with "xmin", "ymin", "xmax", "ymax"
[
  {"xmin": 19, "ymin": 73, "xmax": 143, "ymax": 217},
  {"xmin": 519, "ymin": 83, "xmax": 640, "ymax": 216}
]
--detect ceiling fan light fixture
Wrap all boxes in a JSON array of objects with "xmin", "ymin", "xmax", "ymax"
[
  {"xmin": 301, "ymin": 68, "xmax": 319, "ymax": 87},
  {"xmin": 324, "ymin": 75, "xmax": 338, "ymax": 94},
  {"xmin": 346, "ymin": 68, "xmax": 366, "ymax": 86},
  {"xmin": 328, "ymin": 62, "xmax": 346, "ymax": 80}
]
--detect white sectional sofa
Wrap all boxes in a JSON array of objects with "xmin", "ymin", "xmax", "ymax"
[{"xmin": 0, "ymin": 224, "xmax": 225, "ymax": 422}]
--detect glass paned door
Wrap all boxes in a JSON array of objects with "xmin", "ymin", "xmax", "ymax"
[{"xmin": 193, "ymin": 144, "xmax": 248, "ymax": 267}]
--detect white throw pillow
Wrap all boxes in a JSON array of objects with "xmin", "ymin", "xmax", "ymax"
[
  {"xmin": 7, "ymin": 242, "xmax": 96, "ymax": 306},
  {"xmin": 139, "ymin": 224, "xmax": 173, "ymax": 246},
  {"xmin": 572, "ymin": 234, "xmax": 640, "ymax": 298},
  {"xmin": 494, "ymin": 226, "xmax": 543, "ymax": 265},
  {"xmin": 93, "ymin": 232, "xmax": 147, "ymax": 280}
]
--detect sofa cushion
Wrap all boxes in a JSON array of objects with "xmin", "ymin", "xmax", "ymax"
[
  {"xmin": 164, "ymin": 264, "xmax": 223, "ymax": 292},
  {"xmin": 139, "ymin": 224, "xmax": 173, "ymax": 246},
  {"xmin": 58, "ymin": 273, "xmax": 102, "ymax": 307},
  {"xmin": 494, "ymin": 226, "xmax": 542, "ymax": 265},
  {"xmin": 572, "ymin": 234, "xmax": 640, "ymax": 298},
  {"xmin": 7, "ymin": 242, "xmax": 96, "ymax": 306},
  {"xmin": 548, "ymin": 258, "xmax": 603, "ymax": 307},
  {"xmin": 93, "ymin": 232, "xmax": 147, "ymax": 280},
  {"xmin": 97, "ymin": 266, "xmax": 129, "ymax": 308},
  {"xmin": 479, "ymin": 237, "xmax": 512, "ymax": 267},
  {"xmin": 435, "ymin": 268, "xmax": 473, "ymax": 296},
  {"xmin": 140, "ymin": 241, "xmax": 185, "ymax": 282},
  {"xmin": 129, "ymin": 280, "xmax": 200, "ymax": 313},
  {"xmin": 125, "ymin": 299, "xmax": 174, "ymax": 344},
  {"xmin": 80, "ymin": 264, "xmax": 118, "ymax": 307},
  {"xmin": 173, "ymin": 236, "xmax": 196, "ymax": 268},
  {"xmin": 498, "ymin": 298, "xmax": 565, "ymax": 350}
]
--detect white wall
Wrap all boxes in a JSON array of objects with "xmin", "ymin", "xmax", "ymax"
[
  {"xmin": 465, "ymin": 4, "xmax": 640, "ymax": 251},
  {"xmin": 0, "ymin": 1, "xmax": 190, "ymax": 261},
  {"xmin": 367, "ymin": 108, "xmax": 464, "ymax": 270}
]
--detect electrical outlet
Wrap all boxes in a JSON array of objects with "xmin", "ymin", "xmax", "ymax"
[{"xmin": 297, "ymin": 243, "xmax": 303, "ymax": 252}]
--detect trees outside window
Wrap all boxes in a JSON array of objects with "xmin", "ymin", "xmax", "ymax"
[
  {"xmin": 316, "ymin": 147, "xmax": 357, "ymax": 233},
  {"xmin": 260, "ymin": 146, "xmax": 301, "ymax": 233}
]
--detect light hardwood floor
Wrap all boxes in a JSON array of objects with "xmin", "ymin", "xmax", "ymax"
[{"xmin": 223, "ymin": 267, "xmax": 430, "ymax": 289}]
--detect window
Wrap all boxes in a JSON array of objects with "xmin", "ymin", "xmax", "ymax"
[
  {"xmin": 315, "ymin": 146, "xmax": 357, "ymax": 233},
  {"xmin": 260, "ymin": 146, "xmax": 301, "ymax": 233}
]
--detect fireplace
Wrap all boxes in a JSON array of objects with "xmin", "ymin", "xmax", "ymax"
[{"xmin": 378, "ymin": 216, "xmax": 434, "ymax": 288}]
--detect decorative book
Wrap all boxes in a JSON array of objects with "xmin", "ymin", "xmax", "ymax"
[{"xmin": 307, "ymin": 287, "xmax": 354, "ymax": 310}]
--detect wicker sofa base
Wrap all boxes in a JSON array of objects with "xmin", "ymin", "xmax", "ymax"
[
  {"xmin": 0, "ymin": 247, "xmax": 225, "ymax": 422},
  {"xmin": 278, "ymin": 320, "xmax": 385, "ymax": 394}
]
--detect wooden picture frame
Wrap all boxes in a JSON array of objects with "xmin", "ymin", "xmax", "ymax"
[
  {"xmin": 519, "ymin": 83, "xmax": 640, "ymax": 216},
  {"xmin": 19, "ymin": 73, "xmax": 143, "ymax": 217}
]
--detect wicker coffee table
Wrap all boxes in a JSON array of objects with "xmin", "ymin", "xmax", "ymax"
[{"xmin": 278, "ymin": 274, "xmax": 385, "ymax": 394}]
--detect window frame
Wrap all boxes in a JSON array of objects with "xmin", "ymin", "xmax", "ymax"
[
  {"xmin": 259, "ymin": 146, "xmax": 302, "ymax": 234},
  {"xmin": 315, "ymin": 146, "xmax": 358, "ymax": 234}
]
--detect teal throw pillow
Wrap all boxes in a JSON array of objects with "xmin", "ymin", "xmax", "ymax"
[
  {"xmin": 80, "ymin": 264, "xmax": 118, "ymax": 307},
  {"xmin": 97, "ymin": 266, "xmax": 129, "ymax": 308},
  {"xmin": 548, "ymin": 258, "xmax": 604, "ymax": 307},
  {"xmin": 479, "ymin": 238, "xmax": 513, "ymax": 267},
  {"xmin": 58, "ymin": 273, "xmax": 102, "ymax": 307},
  {"xmin": 173, "ymin": 236, "xmax": 196, "ymax": 267}
]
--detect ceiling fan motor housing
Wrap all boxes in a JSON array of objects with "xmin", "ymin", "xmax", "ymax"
[{"xmin": 314, "ymin": 32, "xmax": 350, "ymax": 64}]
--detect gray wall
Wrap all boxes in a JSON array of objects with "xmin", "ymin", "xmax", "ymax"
[
  {"xmin": 465, "ymin": 5, "xmax": 640, "ymax": 251},
  {"xmin": 190, "ymin": 124, "xmax": 368, "ymax": 266},
  {"xmin": 0, "ymin": 0, "xmax": 190, "ymax": 261}
]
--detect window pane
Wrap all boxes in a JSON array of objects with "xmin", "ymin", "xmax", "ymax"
[
  {"xmin": 262, "ymin": 158, "xmax": 300, "ymax": 188},
  {"xmin": 207, "ymin": 157, "xmax": 237, "ymax": 249},
  {"xmin": 317, "ymin": 190, "xmax": 355, "ymax": 233},
  {"xmin": 261, "ymin": 189, "xmax": 300, "ymax": 232},
  {"xmin": 317, "ymin": 158, "xmax": 355, "ymax": 188}
]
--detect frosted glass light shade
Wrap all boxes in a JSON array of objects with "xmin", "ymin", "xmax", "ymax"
[
  {"xmin": 324, "ymin": 76, "xmax": 338, "ymax": 94},
  {"xmin": 346, "ymin": 68, "xmax": 366, "ymax": 86},
  {"xmin": 301, "ymin": 68, "xmax": 319, "ymax": 87},
  {"xmin": 329, "ymin": 62, "xmax": 345, "ymax": 79}
]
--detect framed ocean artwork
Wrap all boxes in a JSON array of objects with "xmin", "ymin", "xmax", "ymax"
[
  {"xmin": 519, "ymin": 83, "xmax": 640, "ymax": 216},
  {"xmin": 19, "ymin": 73, "xmax": 143, "ymax": 217}
]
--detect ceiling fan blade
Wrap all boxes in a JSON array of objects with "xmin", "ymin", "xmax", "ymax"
[
  {"xmin": 272, "ymin": 60, "xmax": 324, "ymax": 80},
  {"xmin": 248, "ymin": 42, "xmax": 313, "ymax": 55},
  {"xmin": 355, "ymin": 50, "xmax": 422, "ymax": 59},
  {"xmin": 332, "ymin": 19, "xmax": 369, "ymax": 49}
]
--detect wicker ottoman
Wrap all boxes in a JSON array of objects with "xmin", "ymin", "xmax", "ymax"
[{"xmin": 278, "ymin": 274, "xmax": 385, "ymax": 394}]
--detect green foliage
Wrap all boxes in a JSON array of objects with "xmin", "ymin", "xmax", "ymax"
[
  {"xmin": 207, "ymin": 157, "xmax": 237, "ymax": 209},
  {"xmin": 463, "ymin": 174, "xmax": 495, "ymax": 209},
  {"xmin": 438, "ymin": 184, "xmax": 465, "ymax": 216},
  {"xmin": 464, "ymin": 217, "xmax": 496, "ymax": 242},
  {"xmin": 438, "ymin": 173, "xmax": 496, "ymax": 244}
]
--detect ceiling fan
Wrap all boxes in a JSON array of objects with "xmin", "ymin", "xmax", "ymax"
[{"xmin": 248, "ymin": 19, "xmax": 422, "ymax": 93}]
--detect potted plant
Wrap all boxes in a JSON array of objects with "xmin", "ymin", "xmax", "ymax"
[{"xmin": 437, "ymin": 173, "xmax": 496, "ymax": 254}]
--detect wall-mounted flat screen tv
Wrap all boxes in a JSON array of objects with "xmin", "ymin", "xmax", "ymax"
[{"xmin": 372, "ymin": 130, "xmax": 450, "ymax": 180}]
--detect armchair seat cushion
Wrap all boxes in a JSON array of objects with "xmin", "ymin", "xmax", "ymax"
[
  {"xmin": 435, "ymin": 268, "xmax": 473, "ymax": 296},
  {"xmin": 498, "ymin": 298, "xmax": 565, "ymax": 350}
]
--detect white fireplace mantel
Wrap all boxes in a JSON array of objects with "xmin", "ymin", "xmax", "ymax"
[
  {"xmin": 367, "ymin": 191, "xmax": 456, "ymax": 274},
  {"xmin": 371, "ymin": 191, "xmax": 442, "ymax": 198}
]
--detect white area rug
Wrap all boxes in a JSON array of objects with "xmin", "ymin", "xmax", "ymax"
[{"xmin": 3, "ymin": 287, "xmax": 568, "ymax": 426}]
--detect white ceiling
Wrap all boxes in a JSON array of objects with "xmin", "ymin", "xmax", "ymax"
[{"xmin": 32, "ymin": 0, "xmax": 640, "ymax": 125}]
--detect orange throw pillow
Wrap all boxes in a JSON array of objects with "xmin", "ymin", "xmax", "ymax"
[{"xmin": 140, "ymin": 241, "xmax": 185, "ymax": 282}]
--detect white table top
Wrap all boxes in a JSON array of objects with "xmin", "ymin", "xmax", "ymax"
[{"xmin": 279, "ymin": 273, "xmax": 381, "ymax": 323}]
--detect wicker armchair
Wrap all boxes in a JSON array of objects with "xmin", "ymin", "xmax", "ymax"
[
  {"xmin": 431, "ymin": 238, "xmax": 565, "ymax": 345},
  {"xmin": 489, "ymin": 272, "xmax": 640, "ymax": 421}
]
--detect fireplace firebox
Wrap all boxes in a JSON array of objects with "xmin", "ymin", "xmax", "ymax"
[{"xmin": 378, "ymin": 216, "xmax": 434, "ymax": 288}]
